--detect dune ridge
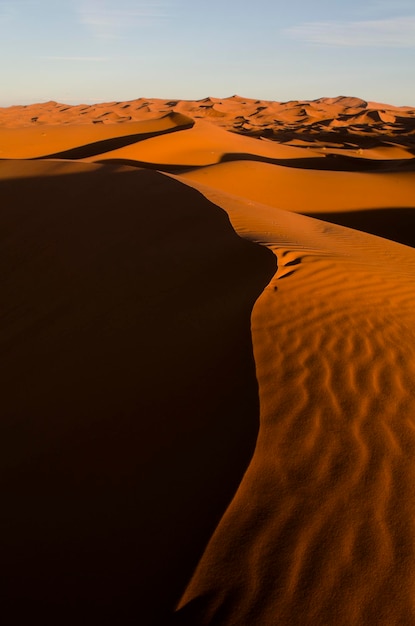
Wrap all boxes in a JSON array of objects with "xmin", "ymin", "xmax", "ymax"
[
  {"xmin": 172, "ymin": 189, "xmax": 415, "ymax": 625},
  {"xmin": 1, "ymin": 95, "xmax": 415, "ymax": 149},
  {"xmin": 1, "ymin": 96, "xmax": 415, "ymax": 624},
  {"xmin": 0, "ymin": 159, "xmax": 276, "ymax": 625}
]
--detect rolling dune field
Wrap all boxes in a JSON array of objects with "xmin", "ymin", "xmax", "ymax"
[{"xmin": 1, "ymin": 96, "xmax": 415, "ymax": 625}]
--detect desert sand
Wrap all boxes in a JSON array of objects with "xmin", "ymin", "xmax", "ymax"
[{"xmin": 1, "ymin": 95, "xmax": 415, "ymax": 625}]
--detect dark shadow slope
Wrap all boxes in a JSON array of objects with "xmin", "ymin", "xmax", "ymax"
[
  {"xmin": 305, "ymin": 208, "xmax": 415, "ymax": 248},
  {"xmin": 220, "ymin": 152, "xmax": 415, "ymax": 173},
  {"xmin": 93, "ymin": 157, "xmax": 195, "ymax": 174},
  {"xmin": 0, "ymin": 162, "xmax": 277, "ymax": 625},
  {"xmin": 232, "ymin": 126, "xmax": 415, "ymax": 152},
  {"xmin": 89, "ymin": 153, "xmax": 415, "ymax": 176}
]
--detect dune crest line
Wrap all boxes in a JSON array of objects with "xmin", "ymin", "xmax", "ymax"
[{"xmin": 0, "ymin": 160, "xmax": 276, "ymax": 625}]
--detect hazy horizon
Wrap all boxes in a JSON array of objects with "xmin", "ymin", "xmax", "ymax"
[{"xmin": 1, "ymin": 0, "xmax": 414, "ymax": 108}]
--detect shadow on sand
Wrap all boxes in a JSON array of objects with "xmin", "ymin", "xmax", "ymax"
[
  {"xmin": 86, "ymin": 152, "xmax": 415, "ymax": 176},
  {"xmin": 0, "ymin": 162, "xmax": 276, "ymax": 625},
  {"xmin": 32, "ymin": 118, "xmax": 194, "ymax": 160},
  {"xmin": 305, "ymin": 208, "xmax": 415, "ymax": 248},
  {"xmin": 220, "ymin": 152, "xmax": 415, "ymax": 173}
]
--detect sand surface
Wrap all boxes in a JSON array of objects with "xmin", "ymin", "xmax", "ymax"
[{"xmin": 1, "ymin": 96, "xmax": 415, "ymax": 625}]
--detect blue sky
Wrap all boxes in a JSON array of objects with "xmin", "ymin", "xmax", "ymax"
[{"xmin": 1, "ymin": 0, "xmax": 414, "ymax": 106}]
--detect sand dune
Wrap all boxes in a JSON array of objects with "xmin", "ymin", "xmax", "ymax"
[
  {"xmin": 174, "ymin": 193, "xmax": 415, "ymax": 625},
  {"xmin": 1, "ymin": 96, "xmax": 415, "ymax": 625},
  {"xmin": 180, "ymin": 160, "xmax": 415, "ymax": 214},
  {"xmin": 85, "ymin": 121, "xmax": 323, "ymax": 168},
  {"xmin": 2, "ymin": 96, "xmax": 414, "ymax": 147},
  {"xmin": 0, "ymin": 112, "xmax": 194, "ymax": 159},
  {"xmin": 0, "ymin": 158, "xmax": 276, "ymax": 625}
]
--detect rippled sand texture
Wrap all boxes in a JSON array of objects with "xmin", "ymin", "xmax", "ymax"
[
  {"xmin": 1, "ymin": 96, "xmax": 415, "ymax": 625},
  {"xmin": 176, "ymin": 200, "xmax": 415, "ymax": 626}
]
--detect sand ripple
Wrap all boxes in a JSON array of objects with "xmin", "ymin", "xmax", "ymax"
[{"xmin": 176, "ymin": 208, "xmax": 415, "ymax": 625}]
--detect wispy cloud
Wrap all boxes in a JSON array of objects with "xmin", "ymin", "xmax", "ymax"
[
  {"xmin": 286, "ymin": 15, "xmax": 415, "ymax": 48},
  {"xmin": 78, "ymin": 0, "xmax": 171, "ymax": 39}
]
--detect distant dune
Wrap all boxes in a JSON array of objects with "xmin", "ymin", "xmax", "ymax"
[{"xmin": 1, "ymin": 96, "xmax": 415, "ymax": 625}]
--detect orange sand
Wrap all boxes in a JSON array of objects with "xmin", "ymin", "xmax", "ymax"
[{"xmin": 1, "ymin": 96, "xmax": 415, "ymax": 625}]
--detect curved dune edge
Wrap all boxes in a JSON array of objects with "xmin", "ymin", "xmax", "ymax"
[
  {"xmin": 179, "ymin": 159, "xmax": 415, "ymax": 214},
  {"xmin": 0, "ymin": 159, "xmax": 276, "ymax": 625},
  {"xmin": 173, "ymin": 183, "xmax": 415, "ymax": 625},
  {"xmin": 81, "ymin": 121, "xmax": 324, "ymax": 166},
  {"xmin": 0, "ymin": 112, "xmax": 194, "ymax": 159}
]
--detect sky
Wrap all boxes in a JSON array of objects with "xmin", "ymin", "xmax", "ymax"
[{"xmin": 1, "ymin": 0, "xmax": 414, "ymax": 107}]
